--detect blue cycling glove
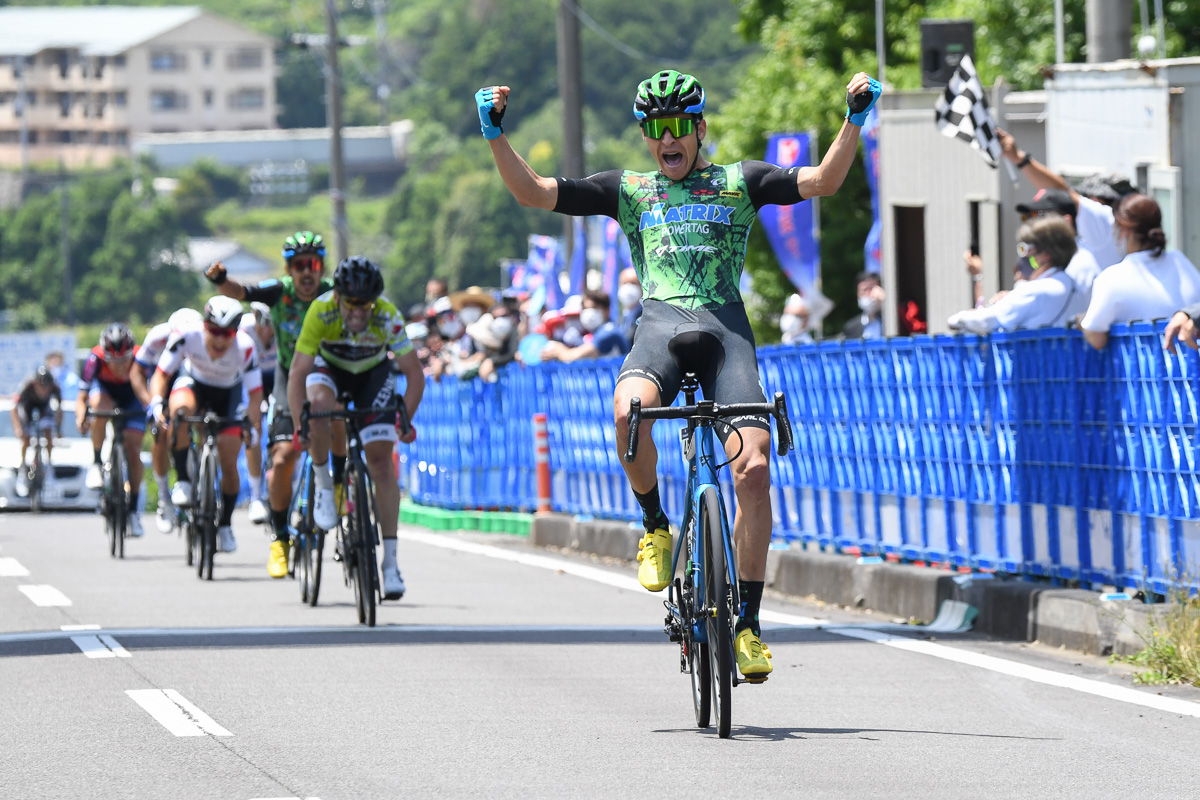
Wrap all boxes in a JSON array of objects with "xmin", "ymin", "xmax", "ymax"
[
  {"xmin": 475, "ymin": 86, "xmax": 506, "ymax": 140},
  {"xmin": 846, "ymin": 77, "xmax": 882, "ymax": 126}
]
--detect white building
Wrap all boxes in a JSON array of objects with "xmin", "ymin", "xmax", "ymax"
[{"xmin": 0, "ymin": 6, "xmax": 276, "ymax": 168}]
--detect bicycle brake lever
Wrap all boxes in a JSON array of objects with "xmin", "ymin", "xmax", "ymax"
[
  {"xmin": 624, "ymin": 397, "xmax": 642, "ymax": 463},
  {"xmin": 773, "ymin": 392, "xmax": 794, "ymax": 456}
]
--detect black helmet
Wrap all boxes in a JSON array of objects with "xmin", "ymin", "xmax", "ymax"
[
  {"xmin": 633, "ymin": 70, "xmax": 705, "ymax": 121},
  {"xmin": 35, "ymin": 365, "xmax": 54, "ymax": 386},
  {"xmin": 334, "ymin": 256, "xmax": 384, "ymax": 302},
  {"xmin": 282, "ymin": 231, "xmax": 326, "ymax": 261},
  {"xmin": 100, "ymin": 323, "xmax": 135, "ymax": 360}
]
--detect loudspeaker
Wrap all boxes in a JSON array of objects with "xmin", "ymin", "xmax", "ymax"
[{"xmin": 920, "ymin": 19, "xmax": 975, "ymax": 88}]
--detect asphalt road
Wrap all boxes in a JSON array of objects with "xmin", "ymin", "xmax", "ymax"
[{"xmin": 2, "ymin": 510, "xmax": 1200, "ymax": 799}]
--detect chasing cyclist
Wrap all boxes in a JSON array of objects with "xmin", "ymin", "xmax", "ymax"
[
  {"xmin": 12, "ymin": 365, "xmax": 62, "ymax": 474},
  {"xmin": 289, "ymin": 256, "xmax": 424, "ymax": 601},
  {"xmin": 151, "ymin": 296, "xmax": 263, "ymax": 555},
  {"xmin": 78, "ymin": 324, "xmax": 148, "ymax": 538},
  {"xmin": 131, "ymin": 307, "xmax": 204, "ymax": 532},
  {"xmin": 479, "ymin": 69, "xmax": 880, "ymax": 680},
  {"xmin": 239, "ymin": 301, "xmax": 278, "ymax": 526},
  {"xmin": 205, "ymin": 232, "xmax": 337, "ymax": 578}
]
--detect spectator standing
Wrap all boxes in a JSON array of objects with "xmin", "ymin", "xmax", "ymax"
[
  {"xmin": 843, "ymin": 272, "xmax": 884, "ymax": 338},
  {"xmin": 780, "ymin": 293, "xmax": 813, "ymax": 344},
  {"xmin": 1013, "ymin": 189, "xmax": 1102, "ymax": 296},
  {"xmin": 540, "ymin": 290, "xmax": 630, "ymax": 362},
  {"xmin": 471, "ymin": 303, "xmax": 521, "ymax": 381},
  {"xmin": 947, "ymin": 216, "xmax": 1089, "ymax": 334},
  {"xmin": 1080, "ymin": 194, "xmax": 1200, "ymax": 349},
  {"xmin": 425, "ymin": 277, "xmax": 449, "ymax": 305},
  {"xmin": 616, "ymin": 267, "xmax": 644, "ymax": 344}
]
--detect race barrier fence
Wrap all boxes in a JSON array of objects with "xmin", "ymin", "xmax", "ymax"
[{"xmin": 403, "ymin": 322, "xmax": 1200, "ymax": 593}]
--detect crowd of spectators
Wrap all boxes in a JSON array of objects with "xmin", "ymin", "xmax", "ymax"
[{"xmin": 405, "ymin": 277, "xmax": 638, "ymax": 382}]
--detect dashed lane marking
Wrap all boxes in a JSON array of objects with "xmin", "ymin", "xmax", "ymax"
[
  {"xmin": 17, "ymin": 584, "xmax": 71, "ymax": 606},
  {"xmin": 0, "ymin": 557, "xmax": 30, "ymax": 577},
  {"xmin": 126, "ymin": 689, "xmax": 232, "ymax": 737}
]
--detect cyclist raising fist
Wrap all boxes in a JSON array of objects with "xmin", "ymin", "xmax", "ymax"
[{"xmin": 479, "ymin": 69, "xmax": 880, "ymax": 681}]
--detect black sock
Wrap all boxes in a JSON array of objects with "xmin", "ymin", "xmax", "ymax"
[
  {"xmin": 633, "ymin": 484, "xmax": 669, "ymax": 532},
  {"xmin": 172, "ymin": 448, "xmax": 189, "ymax": 480},
  {"xmin": 219, "ymin": 493, "xmax": 238, "ymax": 527},
  {"xmin": 94, "ymin": 449, "xmax": 102, "ymax": 465},
  {"xmin": 331, "ymin": 454, "xmax": 346, "ymax": 484},
  {"xmin": 737, "ymin": 580, "xmax": 764, "ymax": 636},
  {"xmin": 129, "ymin": 491, "xmax": 139, "ymax": 514},
  {"xmin": 270, "ymin": 508, "xmax": 289, "ymax": 540}
]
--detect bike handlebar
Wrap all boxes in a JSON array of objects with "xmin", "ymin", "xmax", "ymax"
[
  {"xmin": 623, "ymin": 392, "xmax": 795, "ymax": 463},
  {"xmin": 295, "ymin": 400, "xmax": 414, "ymax": 447}
]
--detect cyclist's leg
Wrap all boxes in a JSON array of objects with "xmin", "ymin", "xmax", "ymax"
[
  {"xmin": 39, "ymin": 413, "xmax": 54, "ymax": 461},
  {"xmin": 245, "ymin": 370, "xmax": 269, "ymax": 510},
  {"xmin": 213, "ymin": 382, "xmax": 245, "ymax": 551},
  {"xmin": 267, "ymin": 363, "xmax": 298, "ymax": 537},
  {"xmin": 88, "ymin": 388, "xmax": 115, "ymax": 462},
  {"xmin": 113, "ymin": 386, "xmax": 147, "ymax": 516},
  {"xmin": 167, "ymin": 378, "xmax": 199, "ymax": 497},
  {"xmin": 305, "ymin": 358, "xmax": 340, "ymax": 529},
  {"xmin": 357, "ymin": 360, "xmax": 399, "ymax": 538}
]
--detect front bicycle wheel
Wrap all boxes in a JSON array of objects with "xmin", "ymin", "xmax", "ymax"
[
  {"xmin": 307, "ymin": 529, "xmax": 324, "ymax": 608},
  {"xmin": 199, "ymin": 450, "xmax": 217, "ymax": 581},
  {"xmin": 683, "ymin": 518, "xmax": 712, "ymax": 729},
  {"xmin": 701, "ymin": 486, "xmax": 734, "ymax": 739},
  {"xmin": 350, "ymin": 463, "xmax": 376, "ymax": 627},
  {"xmin": 111, "ymin": 445, "xmax": 127, "ymax": 560}
]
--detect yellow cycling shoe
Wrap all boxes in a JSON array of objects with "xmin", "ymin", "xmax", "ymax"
[
  {"xmin": 636, "ymin": 528, "xmax": 672, "ymax": 592},
  {"xmin": 267, "ymin": 539, "xmax": 290, "ymax": 579},
  {"xmin": 735, "ymin": 628, "xmax": 772, "ymax": 682}
]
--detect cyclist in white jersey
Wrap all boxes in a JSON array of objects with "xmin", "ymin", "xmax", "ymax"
[
  {"xmin": 132, "ymin": 307, "xmax": 203, "ymax": 532},
  {"xmin": 150, "ymin": 297, "xmax": 263, "ymax": 554},
  {"xmin": 239, "ymin": 302, "xmax": 277, "ymax": 525}
]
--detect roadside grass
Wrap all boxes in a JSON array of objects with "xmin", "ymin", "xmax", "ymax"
[{"xmin": 1110, "ymin": 581, "xmax": 1200, "ymax": 686}]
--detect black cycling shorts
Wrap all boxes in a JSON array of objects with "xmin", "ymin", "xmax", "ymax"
[
  {"xmin": 307, "ymin": 357, "xmax": 398, "ymax": 445},
  {"xmin": 172, "ymin": 369, "xmax": 244, "ymax": 436},
  {"xmin": 617, "ymin": 299, "xmax": 769, "ymax": 437}
]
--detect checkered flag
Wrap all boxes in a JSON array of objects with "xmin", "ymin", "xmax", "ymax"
[{"xmin": 934, "ymin": 55, "xmax": 1003, "ymax": 169}]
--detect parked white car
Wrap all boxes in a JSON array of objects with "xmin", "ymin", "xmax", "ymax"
[{"xmin": 0, "ymin": 398, "xmax": 150, "ymax": 512}]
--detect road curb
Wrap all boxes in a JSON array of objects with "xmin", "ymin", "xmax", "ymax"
[{"xmin": 529, "ymin": 513, "xmax": 1159, "ymax": 657}]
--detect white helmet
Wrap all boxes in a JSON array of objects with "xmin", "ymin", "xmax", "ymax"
[
  {"xmin": 168, "ymin": 307, "xmax": 203, "ymax": 331},
  {"xmin": 203, "ymin": 295, "xmax": 244, "ymax": 330},
  {"xmin": 250, "ymin": 301, "xmax": 271, "ymax": 326}
]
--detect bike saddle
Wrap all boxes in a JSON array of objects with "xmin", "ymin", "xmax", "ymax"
[{"xmin": 668, "ymin": 326, "xmax": 725, "ymax": 388}]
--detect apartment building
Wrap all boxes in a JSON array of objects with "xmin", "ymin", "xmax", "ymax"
[{"xmin": 0, "ymin": 6, "xmax": 277, "ymax": 168}]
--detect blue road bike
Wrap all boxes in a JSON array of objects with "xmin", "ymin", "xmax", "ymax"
[{"xmin": 624, "ymin": 330, "xmax": 793, "ymax": 738}]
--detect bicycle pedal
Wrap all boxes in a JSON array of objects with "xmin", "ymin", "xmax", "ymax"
[{"xmin": 741, "ymin": 675, "xmax": 769, "ymax": 685}]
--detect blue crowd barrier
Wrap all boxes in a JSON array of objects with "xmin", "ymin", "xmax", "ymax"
[{"xmin": 405, "ymin": 323, "xmax": 1200, "ymax": 592}]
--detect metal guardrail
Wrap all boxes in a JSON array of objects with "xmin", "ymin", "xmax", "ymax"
[{"xmin": 403, "ymin": 321, "xmax": 1200, "ymax": 592}]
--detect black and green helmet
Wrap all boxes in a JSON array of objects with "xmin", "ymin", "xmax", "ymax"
[
  {"xmin": 633, "ymin": 70, "xmax": 706, "ymax": 121},
  {"xmin": 282, "ymin": 231, "xmax": 326, "ymax": 261}
]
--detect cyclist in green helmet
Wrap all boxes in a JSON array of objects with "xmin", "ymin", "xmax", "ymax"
[
  {"xmin": 205, "ymin": 231, "xmax": 340, "ymax": 579},
  {"xmin": 477, "ymin": 68, "xmax": 880, "ymax": 682}
]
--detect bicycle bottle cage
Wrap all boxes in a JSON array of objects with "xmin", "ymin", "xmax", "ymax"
[{"xmin": 667, "ymin": 328, "xmax": 725, "ymax": 392}]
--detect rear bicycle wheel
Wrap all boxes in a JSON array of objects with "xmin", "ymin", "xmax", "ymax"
[
  {"xmin": 112, "ymin": 445, "xmax": 127, "ymax": 560},
  {"xmin": 701, "ymin": 486, "xmax": 734, "ymax": 739},
  {"xmin": 352, "ymin": 464, "xmax": 377, "ymax": 627},
  {"xmin": 294, "ymin": 463, "xmax": 311, "ymax": 603},
  {"xmin": 307, "ymin": 529, "xmax": 324, "ymax": 608}
]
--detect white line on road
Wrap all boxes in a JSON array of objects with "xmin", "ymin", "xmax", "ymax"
[
  {"xmin": 398, "ymin": 530, "xmax": 1200, "ymax": 719},
  {"xmin": 126, "ymin": 689, "xmax": 232, "ymax": 737},
  {"xmin": 0, "ymin": 557, "xmax": 30, "ymax": 577},
  {"xmin": 60, "ymin": 624, "xmax": 102, "ymax": 631},
  {"xmin": 68, "ymin": 634, "xmax": 131, "ymax": 658},
  {"xmin": 18, "ymin": 584, "xmax": 71, "ymax": 606}
]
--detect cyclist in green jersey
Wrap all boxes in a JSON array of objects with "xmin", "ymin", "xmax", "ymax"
[
  {"xmin": 478, "ymin": 69, "xmax": 881, "ymax": 681},
  {"xmin": 205, "ymin": 232, "xmax": 342, "ymax": 578}
]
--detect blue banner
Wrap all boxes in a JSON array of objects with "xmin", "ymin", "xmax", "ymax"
[
  {"xmin": 526, "ymin": 234, "xmax": 566, "ymax": 311},
  {"xmin": 862, "ymin": 107, "xmax": 882, "ymax": 274},
  {"xmin": 762, "ymin": 132, "xmax": 820, "ymax": 294},
  {"xmin": 567, "ymin": 217, "xmax": 587, "ymax": 297},
  {"xmin": 600, "ymin": 217, "xmax": 633, "ymax": 318}
]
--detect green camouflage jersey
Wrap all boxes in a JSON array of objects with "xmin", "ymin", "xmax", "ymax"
[
  {"xmin": 243, "ymin": 275, "xmax": 336, "ymax": 370},
  {"xmin": 555, "ymin": 161, "xmax": 804, "ymax": 310}
]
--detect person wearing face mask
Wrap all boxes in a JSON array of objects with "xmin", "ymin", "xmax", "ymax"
[
  {"xmin": 472, "ymin": 302, "xmax": 522, "ymax": 381},
  {"xmin": 540, "ymin": 290, "xmax": 630, "ymax": 363},
  {"xmin": 616, "ymin": 267, "xmax": 644, "ymax": 344},
  {"xmin": 780, "ymin": 293, "xmax": 813, "ymax": 345},
  {"xmin": 947, "ymin": 216, "xmax": 1089, "ymax": 334},
  {"xmin": 1080, "ymin": 194, "xmax": 1200, "ymax": 350},
  {"xmin": 843, "ymin": 272, "xmax": 884, "ymax": 338}
]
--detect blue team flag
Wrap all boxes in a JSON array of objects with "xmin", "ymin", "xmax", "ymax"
[
  {"xmin": 567, "ymin": 217, "xmax": 587, "ymax": 297},
  {"xmin": 527, "ymin": 234, "xmax": 565, "ymax": 311},
  {"xmin": 761, "ymin": 132, "xmax": 820, "ymax": 295}
]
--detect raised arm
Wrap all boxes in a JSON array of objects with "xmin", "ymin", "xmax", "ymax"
[
  {"xmin": 997, "ymin": 129, "xmax": 1073, "ymax": 198},
  {"xmin": 476, "ymin": 85, "xmax": 559, "ymax": 210},
  {"xmin": 204, "ymin": 261, "xmax": 248, "ymax": 301},
  {"xmin": 795, "ymin": 73, "xmax": 880, "ymax": 199}
]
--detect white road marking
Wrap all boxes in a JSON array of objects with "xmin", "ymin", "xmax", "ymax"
[
  {"xmin": 0, "ymin": 557, "xmax": 30, "ymax": 577},
  {"xmin": 60, "ymin": 624, "xmax": 102, "ymax": 631},
  {"xmin": 126, "ymin": 689, "xmax": 232, "ymax": 737},
  {"xmin": 398, "ymin": 530, "xmax": 1200, "ymax": 718},
  {"xmin": 68, "ymin": 634, "xmax": 131, "ymax": 658},
  {"xmin": 18, "ymin": 584, "xmax": 71, "ymax": 606}
]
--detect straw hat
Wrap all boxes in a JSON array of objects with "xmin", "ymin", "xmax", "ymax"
[{"xmin": 449, "ymin": 286, "xmax": 494, "ymax": 312}]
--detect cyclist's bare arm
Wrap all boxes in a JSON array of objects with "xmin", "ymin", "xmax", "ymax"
[
  {"xmin": 794, "ymin": 72, "xmax": 872, "ymax": 199},
  {"xmin": 996, "ymin": 128, "xmax": 1073, "ymax": 199},
  {"xmin": 484, "ymin": 87, "xmax": 559, "ymax": 210},
  {"xmin": 204, "ymin": 261, "xmax": 248, "ymax": 301},
  {"xmin": 288, "ymin": 351, "xmax": 316, "ymax": 434},
  {"xmin": 75, "ymin": 389, "xmax": 89, "ymax": 433},
  {"xmin": 10, "ymin": 402, "xmax": 22, "ymax": 438},
  {"xmin": 130, "ymin": 363, "xmax": 152, "ymax": 407},
  {"xmin": 392, "ymin": 348, "xmax": 425, "ymax": 423},
  {"xmin": 246, "ymin": 387, "xmax": 263, "ymax": 431}
]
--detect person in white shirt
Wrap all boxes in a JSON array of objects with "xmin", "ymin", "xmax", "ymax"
[
  {"xmin": 131, "ymin": 307, "xmax": 203, "ymax": 533},
  {"xmin": 949, "ymin": 216, "xmax": 1090, "ymax": 334},
  {"xmin": 239, "ymin": 302, "xmax": 277, "ymax": 525},
  {"xmin": 150, "ymin": 296, "xmax": 263, "ymax": 554},
  {"xmin": 1013, "ymin": 189, "xmax": 1103, "ymax": 295},
  {"xmin": 1080, "ymin": 194, "xmax": 1200, "ymax": 349}
]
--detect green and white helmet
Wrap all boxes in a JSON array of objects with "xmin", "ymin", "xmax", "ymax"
[
  {"xmin": 633, "ymin": 70, "xmax": 705, "ymax": 121},
  {"xmin": 282, "ymin": 231, "xmax": 326, "ymax": 261}
]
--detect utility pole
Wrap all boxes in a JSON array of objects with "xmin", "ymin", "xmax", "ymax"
[
  {"xmin": 16, "ymin": 57, "xmax": 29, "ymax": 194},
  {"xmin": 325, "ymin": 0, "xmax": 350, "ymax": 264},
  {"xmin": 557, "ymin": 0, "xmax": 585, "ymax": 265},
  {"xmin": 59, "ymin": 162, "xmax": 75, "ymax": 326},
  {"xmin": 1086, "ymin": 0, "xmax": 1132, "ymax": 62}
]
